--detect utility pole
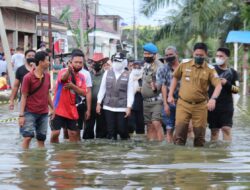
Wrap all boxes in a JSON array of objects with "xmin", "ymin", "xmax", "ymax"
[
  {"xmin": 0, "ymin": 8, "xmax": 14, "ymax": 87},
  {"xmin": 93, "ymin": 0, "xmax": 97, "ymax": 52},
  {"xmin": 79, "ymin": 0, "xmax": 85, "ymax": 52},
  {"xmin": 38, "ymin": 0, "xmax": 44, "ymax": 40},
  {"xmin": 133, "ymin": 0, "xmax": 138, "ymax": 60},
  {"xmin": 86, "ymin": 2, "xmax": 90, "ymax": 57},
  {"xmin": 48, "ymin": 0, "xmax": 53, "ymax": 51}
]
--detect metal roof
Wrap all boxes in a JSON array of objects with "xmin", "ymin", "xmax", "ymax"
[{"xmin": 226, "ymin": 31, "xmax": 250, "ymax": 44}]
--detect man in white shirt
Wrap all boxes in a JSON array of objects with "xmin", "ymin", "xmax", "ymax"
[
  {"xmin": 0, "ymin": 54, "xmax": 7, "ymax": 75},
  {"xmin": 11, "ymin": 47, "xmax": 24, "ymax": 72},
  {"xmin": 96, "ymin": 52, "xmax": 134, "ymax": 140}
]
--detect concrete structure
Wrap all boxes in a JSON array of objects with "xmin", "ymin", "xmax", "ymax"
[{"xmin": 0, "ymin": 0, "xmax": 40, "ymax": 51}]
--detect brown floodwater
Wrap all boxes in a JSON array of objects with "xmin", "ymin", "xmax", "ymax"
[{"xmin": 0, "ymin": 95, "xmax": 250, "ymax": 190}]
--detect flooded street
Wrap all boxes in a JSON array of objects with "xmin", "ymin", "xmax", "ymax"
[{"xmin": 1, "ymin": 97, "xmax": 250, "ymax": 190}]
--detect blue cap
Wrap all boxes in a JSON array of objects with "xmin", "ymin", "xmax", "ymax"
[{"xmin": 143, "ymin": 43, "xmax": 158, "ymax": 54}]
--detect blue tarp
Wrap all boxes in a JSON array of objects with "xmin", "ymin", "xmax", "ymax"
[{"xmin": 226, "ymin": 31, "xmax": 250, "ymax": 43}]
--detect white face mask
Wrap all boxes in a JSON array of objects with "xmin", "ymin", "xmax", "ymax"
[
  {"xmin": 215, "ymin": 57, "xmax": 225, "ymax": 66},
  {"xmin": 132, "ymin": 68, "xmax": 143, "ymax": 77},
  {"xmin": 112, "ymin": 61, "xmax": 124, "ymax": 72}
]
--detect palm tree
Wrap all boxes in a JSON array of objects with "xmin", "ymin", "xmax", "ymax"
[{"xmin": 141, "ymin": 0, "xmax": 244, "ymax": 47}]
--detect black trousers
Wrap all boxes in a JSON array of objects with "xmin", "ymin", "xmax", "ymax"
[
  {"xmin": 104, "ymin": 110, "xmax": 129, "ymax": 140},
  {"xmin": 128, "ymin": 110, "xmax": 145, "ymax": 134},
  {"xmin": 83, "ymin": 109, "xmax": 107, "ymax": 139}
]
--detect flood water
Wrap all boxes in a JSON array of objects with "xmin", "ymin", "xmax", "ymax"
[{"xmin": 0, "ymin": 96, "xmax": 250, "ymax": 190}]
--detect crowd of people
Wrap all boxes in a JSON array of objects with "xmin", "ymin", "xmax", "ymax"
[{"xmin": 1, "ymin": 42, "xmax": 240, "ymax": 149}]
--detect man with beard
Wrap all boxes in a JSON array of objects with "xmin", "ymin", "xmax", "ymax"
[
  {"xmin": 96, "ymin": 52, "xmax": 134, "ymax": 140},
  {"xmin": 157, "ymin": 46, "xmax": 180, "ymax": 143},
  {"xmin": 141, "ymin": 43, "xmax": 164, "ymax": 141},
  {"xmin": 9, "ymin": 49, "xmax": 36, "ymax": 110},
  {"xmin": 84, "ymin": 53, "xmax": 109, "ymax": 139},
  {"xmin": 208, "ymin": 47, "xmax": 239, "ymax": 142},
  {"xmin": 50, "ymin": 51, "xmax": 87, "ymax": 143}
]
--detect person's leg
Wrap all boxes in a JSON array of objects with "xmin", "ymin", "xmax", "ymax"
[
  {"xmin": 96, "ymin": 109, "xmax": 107, "ymax": 138},
  {"xmin": 83, "ymin": 111, "xmax": 95, "ymax": 139},
  {"xmin": 210, "ymin": 128, "xmax": 220, "ymax": 141},
  {"xmin": 50, "ymin": 115, "xmax": 63, "ymax": 143},
  {"xmin": 151, "ymin": 102, "xmax": 164, "ymax": 141},
  {"xmin": 192, "ymin": 103, "xmax": 207, "ymax": 147},
  {"xmin": 117, "ymin": 112, "xmax": 129, "ymax": 140},
  {"xmin": 135, "ymin": 110, "xmax": 145, "ymax": 134},
  {"xmin": 36, "ymin": 113, "xmax": 48, "ymax": 148},
  {"xmin": 165, "ymin": 104, "xmax": 176, "ymax": 143},
  {"xmin": 20, "ymin": 112, "xmax": 36, "ymax": 149},
  {"xmin": 174, "ymin": 100, "xmax": 191, "ymax": 146},
  {"xmin": 220, "ymin": 110, "xmax": 233, "ymax": 141},
  {"xmin": 127, "ymin": 110, "xmax": 136, "ymax": 135},
  {"xmin": 104, "ymin": 110, "xmax": 117, "ymax": 140},
  {"xmin": 221, "ymin": 126, "xmax": 232, "ymax": 141},
  {"xmin": 67, "ymin": 119, "xmax": 79, "ymax": 142}
]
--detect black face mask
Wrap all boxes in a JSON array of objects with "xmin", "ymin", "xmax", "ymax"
[
  {"xmin": 93, "ymin": 63, "xmax": 102, "ymax": 72},
  {"xmin": 144, "ymin": 56, "xmax": 154, "ymax": 63},
  {"xmin": 165, "ymin": 56, "xmax": 176, "ymax": 64},
  {"xmin": 26, "ymin": 58, "xmax": 36, "ymax": 64},
  {"xmin": 194, "ymin": 56, "xmax": 205, "ymax": 65}
]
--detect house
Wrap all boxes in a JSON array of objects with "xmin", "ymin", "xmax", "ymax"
[{"xmin": 0, "ymin": 0, "xmax": 39, "ymax": 51}]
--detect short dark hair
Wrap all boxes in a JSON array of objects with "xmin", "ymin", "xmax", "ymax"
[
  {"xmin": 1, "ymin": 72, "xmax": 7, "ymax": 76},
  {"xmin": 193, "ymin": 42, "xmax": 208, "ymax": 53},
  {"xmin": 35, "ymin": 51, "xmax": 48, "ymax": 66},
  {"xmin": 217, "ymin": 47, "xmax": 230, "ymax": 57},
  {"xmin": 71, "ymin": 49, "xmax": 85, "ymax": 60},
  {"xmin": 24, "ymin": 49, "xmax": 36, "ymax": 57},
  {"xmin": 16, "ymin": 47, "xmax": 23, "ymax": 51}
]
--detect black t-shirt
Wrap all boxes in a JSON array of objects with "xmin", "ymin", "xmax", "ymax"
[
  {"xmin": 208, "ymin": 65, "xmax": 239, "ymax": 111},
  {"xmin": 16, "ymin": 65, "xmax": 29, "ymax": 84}
]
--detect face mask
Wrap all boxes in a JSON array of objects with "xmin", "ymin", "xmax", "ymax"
[
  {"xmin": 194, "ymin": 56, "xmax": 205, "ymax": 65},
  {"xmin": 165, "ymin": 56, "xmax": 176, "ymax": 64},
  {"xmin": 215, "ymin": 57, "xmax": 225, "ymax": 66},
  {"xmin": 112, "ymin": 61, "xmax": 124, "ymax": 72},
  {"xmin": 132, "ymin": 69, "xmax": 143, "ymax": 77},
  {"xmin": 93, "ymin": 63, "xmax": 102, "ymax": 72},
  {"xmin": 26, "ymin": 58, "xmax": 36, "ymax": 64},
  {"xmin": 73, "ymin": 67, "xmax": 82, "ymax": 72},
  {"xmin": 144, "ymin": 56, "xmax": 154, "ymax": 63}
]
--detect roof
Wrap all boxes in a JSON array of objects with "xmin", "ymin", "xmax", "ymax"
[
  {"xmin": 226, "ymin": 31, "xmax": 250, "ymax": 44},
  {"xmin": 0, "ymin": 0, "xmax": 40, "ymax": 13},
  {"xmin": 28, "ymin": 0, "xmax": 120, "ymax": 34}
]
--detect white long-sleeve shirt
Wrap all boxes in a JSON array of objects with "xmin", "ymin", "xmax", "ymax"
[{"xmin": 97, "ymin": 69, "xmax": 134, "ymax": 112}]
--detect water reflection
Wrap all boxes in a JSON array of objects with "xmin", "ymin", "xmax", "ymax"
[{"xmin": 1, "ymin": 95, "xmax": 250, "ymax": 189}]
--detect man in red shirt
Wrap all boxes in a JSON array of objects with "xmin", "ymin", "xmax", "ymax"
[
  {"xmin": 50, "ymin": 51, "xmax": 87, "ymax": 143},
  {"xmin": 19, "ymin": 51, "xmax": 53, "ymax": 149}
]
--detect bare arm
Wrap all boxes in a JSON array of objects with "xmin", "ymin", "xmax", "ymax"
[
  {"xmin": 18, "ymin": 92, "xmax": 28, "ymax": 127},
  {"xmin": 85, "ymin": 87, "xmax": 92, "ymax": 120},
  {"xmin": 9, "ymin": 79, "xmax": 21, "ymax": 110},
  {"xmin": 167, "ymin": 77, "xmax": 178, "ymax": 104}
]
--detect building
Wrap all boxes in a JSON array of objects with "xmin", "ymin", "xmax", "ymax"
[{"xmin": 0, "ymin": 0, "xmax": 39, "ymax": 52}]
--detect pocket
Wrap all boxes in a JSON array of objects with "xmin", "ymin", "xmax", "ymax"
[{"xmin": 119, "ymin": 83, "xmax": 127, "ymax": 92}]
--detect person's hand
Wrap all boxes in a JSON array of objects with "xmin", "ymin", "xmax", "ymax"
[
  {"xmin": 124, "ymin": 107, "xmax": 131, "ymax": 118},
  {"xmin": 49, "ymin": 109, "xmax": 55, "ymax": 120},
  {"xmin": 9, "ymin": 101, "xmax": 14, "ymax": 110},
  {"xmin": 64, "ymin": 82, "xmax": 74, "ymax": 90},
  {"xmin": 85, "ymin": 110, "xmax": 91, "ymax": 120},
  {"xmin": 220, "ymin": 78, "xmax": 227, "ymax": 85},
  {"xmin": 96, "ymin": 103, "xmax": 101, "ymax": 115},
  {"xmin": 68, "ymin": 65, "xmax": 73, "ymax": 73},
  {"xmin": 164, "ymin": 104, "xmax": 170, "ymax": 116},
  {"xmin": 19, "ymin": 116, "xmax": 25, "ymax": 127},
  {"xmin": 207, "ymin": 99, "xmax": 216, "ymax": 111},
  {"xmin": 168, "ymin": 95, "xmax": 175, "ymax": 105},
  {"xmin": 150, "ymin": 82, "xmax": 157, "ymax": 91}
]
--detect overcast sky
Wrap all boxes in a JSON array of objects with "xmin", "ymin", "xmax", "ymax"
[{"xmin": 98, "ymin": 0, "xmax": 168, "ymax": 26}]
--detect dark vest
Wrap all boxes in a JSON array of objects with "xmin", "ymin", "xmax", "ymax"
[{"xmin": 103, "ymin": 69, "xmax": 130, "ymax": 108}]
